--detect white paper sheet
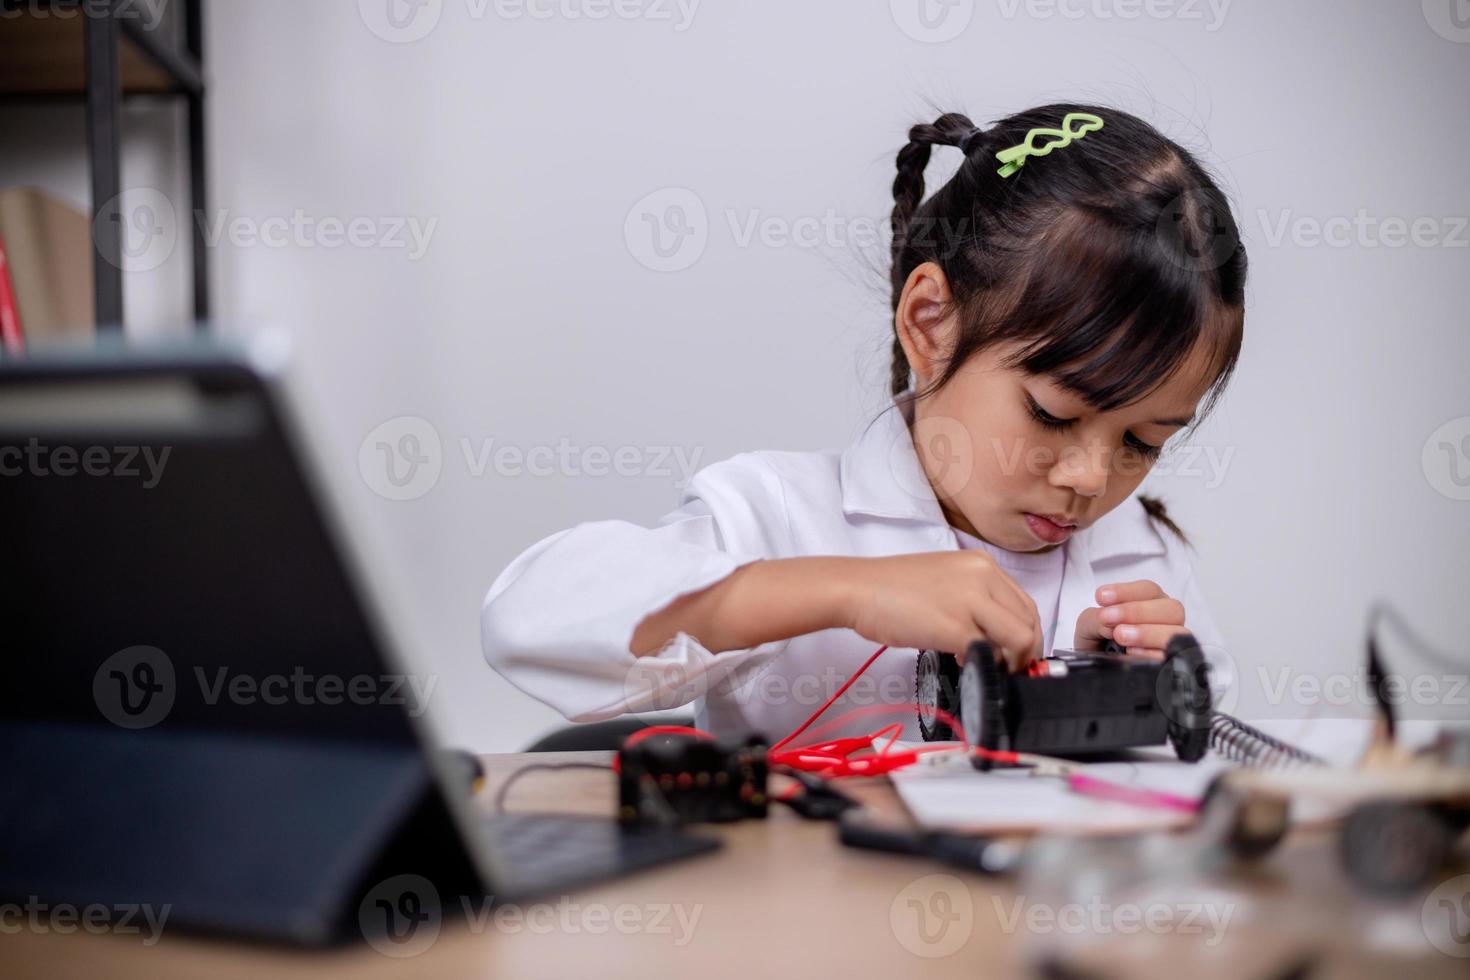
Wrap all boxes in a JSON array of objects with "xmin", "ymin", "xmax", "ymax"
[{"xmin": 890, "ymin": 718, "xmax": 1378, "ymax": 833}]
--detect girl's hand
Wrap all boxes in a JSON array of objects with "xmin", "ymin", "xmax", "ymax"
[
  {"xmin": 1074, "ymin": 579, "xmax": 1186, "ymax": 660},
  {"xmin": 840, "ymin": 552, "xmax": 1044, "ymax": 672}
]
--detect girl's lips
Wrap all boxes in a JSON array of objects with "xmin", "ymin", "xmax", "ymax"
[{"xmin": 1024, "ymin": 512, "xmax": 1074, "ymax": 545}]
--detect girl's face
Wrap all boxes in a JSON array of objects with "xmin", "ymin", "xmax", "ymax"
[{"xmin": 896, "ymin": 263, "xmax": 1216, "ymax": 554}]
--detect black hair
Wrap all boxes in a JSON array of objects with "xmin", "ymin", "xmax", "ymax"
[
  {"xmin": 886, "ymin": 104, "xmax": 1249, "ymax": 544},
  {"xmin": 889, "ymin": 104, "xmax": 1246, "ymax": 410}
]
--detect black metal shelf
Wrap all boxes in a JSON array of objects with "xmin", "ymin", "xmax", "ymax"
[{"xmin": 0, "ymin": 0, "xmax": 208, "ymax": 333}]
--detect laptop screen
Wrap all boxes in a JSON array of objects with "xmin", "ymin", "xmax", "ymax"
[{"xmin": 0, "ymin": 356, "xmax": 422, "ymax": 744}]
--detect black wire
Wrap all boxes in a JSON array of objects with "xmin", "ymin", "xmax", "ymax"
[
  {"xmin": 492, "ymin": 762, "xmax": 614, "ymax": 814},
  {"xmin": 1365, "ymin": 600, "xmax": 1466, "ymax": 737}
]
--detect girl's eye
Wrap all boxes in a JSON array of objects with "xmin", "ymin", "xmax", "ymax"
[
  {"xmin": 1124, "ymin": 432, "xmax": 1164, "ymax": 461},
  {"xmin": 1025, "ymin": 395, "xmax": 1074, "ymax": 431},
  {"xmin": 1028, "ymin": 394, "xmax": 1164, "ymax": 461}
]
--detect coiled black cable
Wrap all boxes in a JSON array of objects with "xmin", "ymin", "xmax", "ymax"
[{"xmin": 1210, "ymin": 712, "xmax": 1325, "ymax": 769}]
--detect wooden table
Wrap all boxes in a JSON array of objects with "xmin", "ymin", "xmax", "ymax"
[{"xmin": 8, "ymin": 751, "xmax": 1466, "ymax": 979}]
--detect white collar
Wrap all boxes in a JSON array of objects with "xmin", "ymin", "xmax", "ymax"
[{"xmin": 838, "ymin": 393, "xmax": 1169, "ymax": 563}]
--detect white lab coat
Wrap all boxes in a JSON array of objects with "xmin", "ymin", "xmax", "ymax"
[{"xmin": 481, "ymin": 396, "xmax": 1228, "ymax": 742}]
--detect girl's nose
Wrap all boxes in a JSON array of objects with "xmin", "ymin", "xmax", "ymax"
[{"xmin": 1050, "ymin": 441, "xmax": 1109, "ymax": 498}]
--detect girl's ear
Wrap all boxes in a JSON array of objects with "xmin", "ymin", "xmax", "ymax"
[{"xmin": 895, "ymin": 261, "xmax": 959, "ymax": 391}]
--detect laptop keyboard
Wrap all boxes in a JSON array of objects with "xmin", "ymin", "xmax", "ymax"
[{"xmin": 482, "ymin": 814, "xmax": 720, "ymax": 898}]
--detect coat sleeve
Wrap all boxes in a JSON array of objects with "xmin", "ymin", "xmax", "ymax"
[{"xmin": 480, "ymin": 455, "xmax": 796, "ymax": 722}]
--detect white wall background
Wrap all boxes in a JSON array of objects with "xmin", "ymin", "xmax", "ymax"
[{"xmin": 5, "ymin": 1, "xmax": 1468, "ymax": 750}]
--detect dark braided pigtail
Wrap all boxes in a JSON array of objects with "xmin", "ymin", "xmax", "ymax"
[
  {"xmin": 889, "ymin": 112, "xmax": 980, "ymax": 399},
  {"xmin": 1139, "ymin": 494, "xmax": 1190, "ymax": 548}
]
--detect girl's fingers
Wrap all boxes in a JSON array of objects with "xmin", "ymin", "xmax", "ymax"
[
  {"xmin": 971, "ymin": 595, "xmax": 1041, "ymax": 668},
  {"xmin": 1099, "ymin": 597, "xmax": 1185, "ymax": 628},
  {"xmin": 1072, "ymin": 606, "xmax": 1116, "ymax": 649},
  {"xmin": 985, "ymin": 569, "xmax": 1043, "ymax": 645},
  {"xmin": 1124, "ymin": 647, "xmax": 1166, "ymax": 662},
  {"xmin": 1096, "ymin": 580, "xmax": 1164, "ymax": 605},
  {"xmin": 1111, "ymin": 623, "xmax": 1190, "ymax": 651}
]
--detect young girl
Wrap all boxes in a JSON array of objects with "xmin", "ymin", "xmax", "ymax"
[{"xmin": 482, "ymin": 103, "xmax": 1246, "ymax": 744}]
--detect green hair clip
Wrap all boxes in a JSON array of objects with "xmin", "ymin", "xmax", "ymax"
[{"xmin": 995, "ymin": 112, "xmax": 1105, "ymax": 179}]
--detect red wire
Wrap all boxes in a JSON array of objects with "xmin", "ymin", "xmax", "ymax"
[
  {"xmin": 770, "ymin": 644, "xmax": 891, "ymax": 753},
  {"xmin": 612, "ymin": 724, "xmax": 715, "ymax": 773},
  {"xmin": 766, "ymin": 641, "xmax": 976, "ymax": 778},
  {"xmin": 618, "ymin": 645, "xmax": 990, "ymax": 780},
  {"xmin": 622, "ymin": 724, "xmax": 715, "ymax": 750}
]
